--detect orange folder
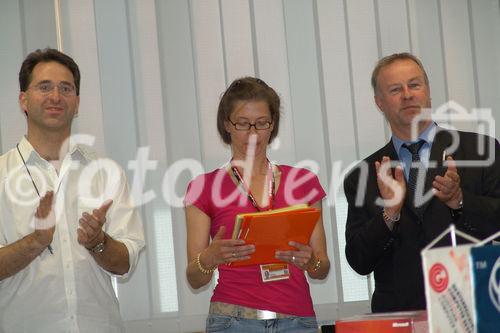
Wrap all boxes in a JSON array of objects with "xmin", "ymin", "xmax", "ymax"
[{"xmin": 230, "ymin": 205, "xmax": 320, "ymax": 267}]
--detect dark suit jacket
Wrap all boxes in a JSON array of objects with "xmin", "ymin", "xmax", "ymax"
[{"xmin": 343, "ymin": 128, "xmax": 500, "ymax": 313}]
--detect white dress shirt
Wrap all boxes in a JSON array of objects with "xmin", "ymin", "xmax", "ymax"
[{"xmin": 0, "ymin": 137, "xmax": 145, "ymax": 333}]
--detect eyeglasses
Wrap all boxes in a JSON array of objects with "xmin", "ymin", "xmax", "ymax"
[
  {"xmin": 28, "ymin": 81, "xmax": 76, "ymax": 96},
  {"xmin": 228, "ymin": 119, "xmax": 273, "ymax": 131}
]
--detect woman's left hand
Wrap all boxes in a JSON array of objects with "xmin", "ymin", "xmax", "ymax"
[{"xmin": 275, "ymin": 241, "xmax": 315, "ymax": 270}]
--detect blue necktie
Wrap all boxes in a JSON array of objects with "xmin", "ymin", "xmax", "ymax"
[{"xmin": 403, "ymin": 140, "xmax": 426, "ymax": 219}]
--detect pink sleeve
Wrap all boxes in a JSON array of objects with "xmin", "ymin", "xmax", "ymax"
[
  {"xmin": 301, "ymin": 169, "xmax": 326, "ymax": 205},
  {"xmin": 281, "ymin": 166, "xmax": 326, "ymax": 206},
  {"xmin": 184, "ymin": 174, "xmax": 211, "ymax": 216}
]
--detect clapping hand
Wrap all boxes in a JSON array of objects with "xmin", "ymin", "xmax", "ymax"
[
  {"xmin": 77, "ymin": 199, "xmax": 113, "ymax": 249},
  {"xmin": 375, "ymin": 156, "xmax": 406, "ymax": 216},
  {"xmin": 432, "ymin": 156, "xmax": 463, "ymax": 209},
  {"xmin": 33, "ymin": 191, "xmax": 55, "ymax": 249}
]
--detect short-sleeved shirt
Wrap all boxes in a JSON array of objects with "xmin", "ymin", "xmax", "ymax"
[{"xmin": 185, "ymin": 164, "xmax": 326, "ymax": 316}]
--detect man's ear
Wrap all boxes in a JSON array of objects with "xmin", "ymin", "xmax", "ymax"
[
  {"xmin": 19, "ymin": 92, "xmax": 28, "ymax": 116},
  {"xmin": 74, "ymin": 95, "xmax": 80, "ymax": 118},
  {"xmin": 374, "ymin": 94, "xmax": 383, "ymax": 112}
]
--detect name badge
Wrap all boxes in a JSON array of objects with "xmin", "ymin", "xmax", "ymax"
[{"xmin": 260, "ymin": 263, "xmax": 290, "ymax": 282}]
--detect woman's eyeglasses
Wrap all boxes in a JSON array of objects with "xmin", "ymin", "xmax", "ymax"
[{"xmin": 228, "ymin": 119, "xmax": 272, "ymax": 131}]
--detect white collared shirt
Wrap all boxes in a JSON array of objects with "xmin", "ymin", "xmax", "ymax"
[{"xmin": 0, "ymin": 137, "xmax": 145, "ymax": 333}]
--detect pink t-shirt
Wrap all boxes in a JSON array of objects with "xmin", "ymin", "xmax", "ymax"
[{"xmin": 185, "ymin": 165, "xmax": 326, "ymax": 316}]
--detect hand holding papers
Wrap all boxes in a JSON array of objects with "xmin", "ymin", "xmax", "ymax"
[{"xmin": 230, "ymin": 205, "xmax": 321, "ymax": 267}]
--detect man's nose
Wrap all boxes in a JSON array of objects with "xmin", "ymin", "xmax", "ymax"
[
  {"xmin": 402, "ymin": 86, "xmax": 413, "ymax": 99},
  {"xmin": 47, "ymin": 86, "xmax": 62, "ymax": 100}
]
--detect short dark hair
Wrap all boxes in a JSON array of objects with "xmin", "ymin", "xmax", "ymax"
[
  {"xmin": 371, "ymin": 52, "xmax": 429, "ymax": 95},
  {"xmin": 217, "ymin": 77, "xmax": 280, "ymax": 144},
  {"xmin": 19, "ymin": 48, "xmax": 81, "ymax": 96}
]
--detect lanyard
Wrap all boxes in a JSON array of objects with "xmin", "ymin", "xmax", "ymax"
[
  {"xmin": 231, "ymin": 160, "xmax": 275, "ymax": 211},
  {"xmin": 17, "ymin": 143, "xmax": 41, "ymax": 196},
  {"xmin": 16, "ymin": 143, "xmax": 54, "ymax": 254}
]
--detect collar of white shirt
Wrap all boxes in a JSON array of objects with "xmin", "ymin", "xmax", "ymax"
[{"xmin": 17, "ymin": 135, "xmax": 94, "ymax": 167}]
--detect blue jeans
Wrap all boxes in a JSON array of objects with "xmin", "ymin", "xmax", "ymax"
[{"xmin": 206, "ymin": 314, "xmax": 318, "ymax": 333}]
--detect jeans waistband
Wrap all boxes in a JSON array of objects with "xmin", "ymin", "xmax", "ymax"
[{"xmin": 209, "ymin": 302, "xmax": 295, "ymax": 320}]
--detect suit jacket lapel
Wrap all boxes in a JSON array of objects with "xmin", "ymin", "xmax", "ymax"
[{"xmin": 382, "ymin": 141, "xmax": 399, "ymax": 161}]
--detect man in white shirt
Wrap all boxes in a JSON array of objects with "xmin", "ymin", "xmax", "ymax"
[{"xmin": 0, "ymin": 48, "xmax": 145, "ymax": 332}]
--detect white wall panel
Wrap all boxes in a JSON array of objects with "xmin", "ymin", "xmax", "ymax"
[
  {"xmin": 316, "ymin": 0, "xmax": 369, "ymax": 305},
  {"xmin": 253, "ymin": 0, "xmax": 296, "ymax": 165},
  {"xmin": 316, "ymin": 0, "xmax": 359, "ymax": 167},
  {"xmin": 470, "ymin": 0, "xmax": 500, "ymax": 127},
  {"xmin": 21, "ymin": 0, "xmax": 57, "ymax": 52},
  {"xmin": 376, "ymin": 0, "xmax": 412, "ymax": 140},
  {"xmin": 0, "ymin": 1, "xmax": 26, "ymax": 152},
  {"xmin": 92, "ymin": 0, "xmax": 153, "ymax": 323},
  {"xmin": 60, "ymin": 0, "xmax": 106, "ymax": 153},
  {"xmin": 156, "ymin": 1, "xmax": 202, "ymax": 162},
  {"xmin": 283, "ymin": 0, "xmax": 338, "ymax": 308},
  {"xmin": 190, "ymin": 0, "xmax": 229, "ymax": 170},
  {"xmin": 93, "ymin": 0, "xmax": 139, "ymax": 166},
  {"xmin": 409, "ymin": 0, "xmax": 448, "ymax": 109},
  {"xmin": 377, "ymin": 0, "xmax": 411, "ymax": 56},
  {"xmin": 345, "ymin": 0, "xmax": 386, "ymax": 159},
  {"xmin": 440, "ymin": 0, "xmax": 477, "ymax": 132},
  {"xmin": 119, "ymin": 0, "xmax": 168, "ymax": 321},
  {"xmin": 220, "ymin": 0, "xmax": 255, "ymax": 81},
  {"xmin": 156, "ymin": 0, "xmax": 211, "ymax": 329}
]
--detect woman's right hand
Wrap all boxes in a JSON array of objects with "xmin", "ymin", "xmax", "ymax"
[{"xmin": 200, "ymin": 226, "xmax": 255, "ymax": 268}]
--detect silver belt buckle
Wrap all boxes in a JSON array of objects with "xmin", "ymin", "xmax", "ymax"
[{"xmin": 256, "ymin": 310, "xmax": 278, "ymax": 320}]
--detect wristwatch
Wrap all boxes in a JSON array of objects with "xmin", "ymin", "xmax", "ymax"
[
  {"xmin": 382, "ymin": 209, "xmax": 400, "ymax": 231},
  {"xmin": 88, "ymin": 234, "xmax": 106, "ymax": 254},
  {"xmin": 450, "ymin": 200, "xmax": 463, "ymax": 219}
]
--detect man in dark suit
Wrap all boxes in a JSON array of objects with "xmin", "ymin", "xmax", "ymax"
[{"xmin": 343, "ymin": 52, "xmax": 500, "ymax": 313}]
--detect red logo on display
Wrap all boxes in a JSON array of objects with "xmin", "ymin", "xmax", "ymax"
[{"xmin": 429, "ymin": 263, "xmax": 449, "ymax": 293}]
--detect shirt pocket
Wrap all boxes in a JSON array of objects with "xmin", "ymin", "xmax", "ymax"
[
  {"xmin": 3, "ymin": 199, "xmax": 38, "ymax": 241},
  {"xmin": 0, "ymin": 174, "xmax": 40, "ymax": 241}
]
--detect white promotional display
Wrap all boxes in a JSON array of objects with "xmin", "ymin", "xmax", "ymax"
[{"xmin": 421, "ymin": 226, "xmax": 499, "ymax": 333}]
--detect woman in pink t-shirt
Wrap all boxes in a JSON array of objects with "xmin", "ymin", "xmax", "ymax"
[{"xmin": 185, "ymin": 77, "xmax": 330, "ymax": 332}]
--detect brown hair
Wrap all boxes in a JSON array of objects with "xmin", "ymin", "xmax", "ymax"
[
  {"xmin": 371, "ymin": 52, "xmax": 429, "ymax": 95},
  {"xmin": 217, "ymin": 77, "xmax": 280, "ymax": 144},
  {"xmin": 19, "ymin": 48, "xmax": 81, "ymax": 96}
]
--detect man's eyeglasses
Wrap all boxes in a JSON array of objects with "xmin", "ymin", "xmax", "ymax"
[
  {"xmin": 28, "ymin": 81, "xmax": 76, "ymax": 96},
  {"xmin": 228, "ymin": 119, "xmax": 273, "ymax": 131}
]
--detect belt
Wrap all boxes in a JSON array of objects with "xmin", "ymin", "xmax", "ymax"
[{"xmin": 209, "ymin": 302, "xmax": 295, "ymax": 320}]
